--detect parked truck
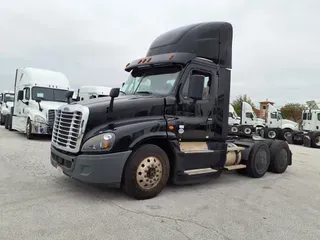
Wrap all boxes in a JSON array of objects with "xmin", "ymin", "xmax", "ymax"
[
  {"xmin": 261, "ymin": 103, "xmax": 299, "ymax": 140},
  {"xmin": 50, "ymin": 22, "xmax": 292, "ymax": 200},
  {"xmin": 229, "ymin": 101, "xmax": 265, "ymax": 135},
  {"xmin": 287, "ymin": 100, "xmax": 320, "ymax": 148},
  {"xmin": 0, "ymin": 91, "xmax": 14, "ymax": 125},
  {"xmin": 6, "ymin": 67, "xmax": 71, "ymax": 139}
]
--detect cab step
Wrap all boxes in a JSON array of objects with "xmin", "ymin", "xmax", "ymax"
[
  {"xmin": 184, "ymin": 168, "xmax": 218, "ymax": 175},
  {"xmin": 224, "ymin": 164, "xmax": 246, "ymax": 171}
]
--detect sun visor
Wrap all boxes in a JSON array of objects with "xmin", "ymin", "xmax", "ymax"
[{"xmin": 146, "ymin": 22, "xmax": 233, "ymax": 69}]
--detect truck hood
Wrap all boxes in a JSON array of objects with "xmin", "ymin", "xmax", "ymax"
[
  {"xmin": 75, "ymin": 95, "xmax": 165, "ymax": 133},
  {"xmin": 40, "ymin": 101, "xmax": 68, "ymax": 112},
  {"xmin": 282, "ymin": 119, "xmax": 299, "ymax": 130}
]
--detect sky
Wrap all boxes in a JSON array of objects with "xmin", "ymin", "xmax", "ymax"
[{"xmin": 0, "ymin": 0, "xmax": 319, "ymax": 107}]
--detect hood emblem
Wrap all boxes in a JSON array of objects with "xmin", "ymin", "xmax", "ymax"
[{"xmin": 64, "ymin": 107, "xmax": 70, "ymax": 111}]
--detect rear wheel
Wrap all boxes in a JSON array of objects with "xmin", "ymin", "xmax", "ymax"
[
  {"xmin": 122, "ymin": 144, "xmax": 170, "ymax": 200},
  {"xmin": 230, "ymin": 125, "xmax": 239, "ymax": 133},
  {"xmin": 311, "ymin": 132, "xmax": 320, "ymax": 149},
  {"xmin": 266, "ymin": 129, "xmax": 277, "ymax": 139},
  {"xmin": 269, "ymin": 140, "xmax": 290, "ymax": 173},
  {"xmin": 281, "ymin": 129, "xmax": 292, "ymax": 141},
  {"xmin": 246, "ymin": 143, "xmax": 270, "ymax": 178},
  {"xmin": 243, "ymin": 126, "xmax": 252, "ymax": 135}
]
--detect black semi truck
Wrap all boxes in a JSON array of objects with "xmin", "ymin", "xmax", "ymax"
[{"xmin": 50, "ymin": 22, "xmax": 292, "ymax": 200}]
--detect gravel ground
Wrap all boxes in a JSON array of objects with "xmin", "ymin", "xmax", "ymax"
[{"xmin": 1, "ymin": 126, "xmax": 320, "ymax": 240}]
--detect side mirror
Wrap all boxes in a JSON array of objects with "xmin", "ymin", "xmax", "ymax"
[
  {"xmin": 65, "ymin": 90, "xmax": 74, "ymax": 99},
  {"xmin": 108, "ymin": 88, "xmax": 120, "ymax": 112},
  {"xmin": 188, "ymin": 75, "xmax": 205, "ymax": 100},
  {"xmin": 110, "ymin": 88, "xmax": 120, "ymax": 98},
  {"xmin": 0, "ymin": 102, "xmax": 2, "ymax": 105},
  {"xmin": 17, "ymin": 90, "xmax": 23, "ymax": 101},
  {"xmin": 35, "ymin": 97, "xmax": 42, "ymax": 103},
  {"xmin": 65, "ymin": 90, "xmax": 74, "ymax": 104}
]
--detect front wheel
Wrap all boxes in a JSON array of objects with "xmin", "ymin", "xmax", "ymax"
[
  {"xmin": 122, "ymin": 144, "xmax": 170, "ymax": 200},
  {"xmin": 26, "ymin": 119, "xmax": 33, "ymax": 139},
  {"xmin": 0, "ymin": 114, "xmax": 4, "ymax": 125}
]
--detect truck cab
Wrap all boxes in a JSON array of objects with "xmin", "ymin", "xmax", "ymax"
[
  {"xmin": 0, "ymin": 91, "xmax": 14, "ymax": 125},
  {"xmin": 50, "ymin": 22, "xmax": 292, "ymax": 199},
  {"xmin": 10, "ymin": 67, "xmax": 71, "ymax": 139}
]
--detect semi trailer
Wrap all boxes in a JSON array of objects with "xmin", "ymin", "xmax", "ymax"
[
  {"xmin": 287, "ymin": 100, "xmax": 320, "ymax": 148},
  {"xmin": 6, "ymin": 67, "xmax": 71, "ymax": 139},
  {"xmin": 50, "ymin": 21, "xmax": 292, "ymax": 200},
  {"xmin": 0, "ymin": 91, "xmax": 14, "ymax": 125}
]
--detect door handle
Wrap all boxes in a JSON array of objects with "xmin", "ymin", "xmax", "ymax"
[{"xmin": 270, "ymin": 121, "xmax": 272, "ymax": 124}]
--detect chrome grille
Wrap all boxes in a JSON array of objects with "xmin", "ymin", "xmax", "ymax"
[
  {"xmin": 52, "ymin": 110, "xmax": 83, "ymax": 150},
  {"xmin": 48, "ymin": 110, "xmax": 56, "ymax": 127}
]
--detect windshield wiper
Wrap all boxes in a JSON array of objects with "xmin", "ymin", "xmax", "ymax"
[
  {"xmin": 135, "ymin": 91, "xmax": 152, "ymax": 95},
  {"xmin": 120, "ymin": 90, "xmax": 126, "ymax": 95}
]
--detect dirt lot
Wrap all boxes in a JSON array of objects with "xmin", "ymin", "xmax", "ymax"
[{"xmin": 0, "ymin": 126, "xmax": 319, "ymax": 240}]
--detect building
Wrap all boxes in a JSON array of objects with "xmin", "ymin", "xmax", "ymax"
[{"xmin": 253, "ymin": 100, "xmax": 275, "ymax": 120}]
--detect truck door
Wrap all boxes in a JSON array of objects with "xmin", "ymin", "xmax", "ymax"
[
  {"xmin": 267, "ymin": 104, "xmax": 281, "ymax": 128},
  {"xmin": 175, "ymin": 65, "xmax": 218, "ymax": 141},
  {"xmin": 241, "ymin": 102, "xmax": 255, "ymax": 125}
]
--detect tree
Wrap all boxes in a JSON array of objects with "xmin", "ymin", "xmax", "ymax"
[
  {"xmin": 280, "ymin": 103, "xmax": 306, "ymax": 122},
  {"xmin": 231, "ymin": 94, "xmax": 255, "ymax": 116}
]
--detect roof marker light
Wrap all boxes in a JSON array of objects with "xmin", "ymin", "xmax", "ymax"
[
  {"xmin": 169, "ymin": 54, "xmax": 174, "ymax": 60},
  {"xmin": 147, "ymin": 57, "xmax": 152, "ymax": 62}
]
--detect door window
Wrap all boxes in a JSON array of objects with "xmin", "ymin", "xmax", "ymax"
[
  {"xmin": 270, "ymin": 112, "xmax": 277, "ymax": 119},
  {"xmin": 24, "ymin": 88, "xmax": 30, "ymax": 100},
  {"xmin": 246, "ymin": 112, "xmax": 254, "ymax": 118},
  {"xmin": 181, "ymin": 70, "xmax": 212, "ymax": 100},
  {"xmin": 0, "ymin": 94, "xmax": 3, "ymax": 102},
  {"xmin": 317, "ymin": 113, "xmax": 320, "ymax": 121}
]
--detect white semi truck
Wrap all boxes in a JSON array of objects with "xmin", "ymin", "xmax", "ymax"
[
  {"xmin": 229, "ymin": 101, "xmax": 265, "ymax": 135},
  {"xmin": 261, "ymin": 103, "xmax": 299, "ymax": 140},
  {"xmin": 287, "ymin": 100, "xmax": 320, "ymax": 148},
  {"xmin": 0, "ymin": 91, "xmax": 14, "ymax": 125},
  {"xmin": 7, "ymin": 67, "xmax": 71, "ymax": 139}
]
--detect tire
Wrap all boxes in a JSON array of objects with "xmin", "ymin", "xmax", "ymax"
[
  {"xmin": 311, "ymin": 132, "xmax": 320, "ymax": 149},
  {"xmin": 122, "ymin": 144, "xmax": 170, "ymax": 200},
  {"xmin": 230, "ymin": 125, "xmax": 239, "ymax": 133},
  {"xmin": 265, "ymin": 129, "xmax": 277, "ymax": 139},
  {"xmin": 26, "ymin": 119, "xmax": 33, "ymax": 139},
  {"xmin": 4, "ymin": 115, "xmax": 9, "ymax": 129},
  {"xmin": 0, "ymin": 114, "xmax": 4, "ymax": 125},
  {"xmin": 281, "ymin": 129, "xmax": 292, "ymax": 141},
  {"xmin": 243, "ymin": 126, "xmax": 252, "ymax": 135},
  {"xmin": 269, "ymin": 140, "xmax": 290, "ymax": 173},
  {"xmin": 246, "ymin": 143, "xmax": 270, "ymax": 178},
  {"xmin": 8, "ymin": 115, "xmax": 13, "ymax": 131}
]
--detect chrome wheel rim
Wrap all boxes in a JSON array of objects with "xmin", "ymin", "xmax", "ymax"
[
  {"xmin": 268, "ymin": 130, "xmax": 276, "ymax": 139},
  {"xmin": 136, "ymin": 156, "xmax": 163, "ymax": 190}
]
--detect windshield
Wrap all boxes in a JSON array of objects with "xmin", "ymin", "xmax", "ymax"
[
  {"xmin": 4, "ymin": 93, "xmax": 14, "ymax": 102},
  {"xmin": 32, "ymin": 87, "xmax": 68, "ymax": 102},
  {"xmin": 120, "ymin": 66, "xmax": 181, "ymax": 95}
]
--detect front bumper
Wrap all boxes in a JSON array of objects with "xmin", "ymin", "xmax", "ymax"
[
  {"xmin": 32, "ymin": 122, "xmax": 53, "ymax": 135},
  {"xmin": 51, "ymin": 146, "xmax": 132, "ymax": 187}
]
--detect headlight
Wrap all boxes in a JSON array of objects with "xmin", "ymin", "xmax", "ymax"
[
  {"xmin": 81, "ymin": 133, "xmax": 115, "ymax": 152},
  {"xmin": 2, "ymin": 109, "xmax": 9, "ymax": 115},
  {"xmin": 34, "ymin": 115, "xmax": 46, "ymax": 123}
]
